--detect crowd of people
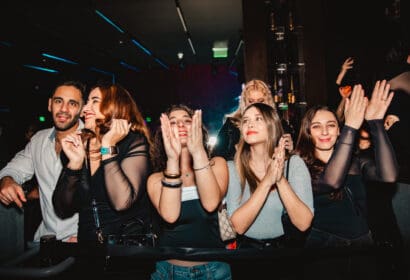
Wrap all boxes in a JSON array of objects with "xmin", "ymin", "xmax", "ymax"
[{"xmin": 0, "ymin": 53, "xmax": 408, "ymax": 279}]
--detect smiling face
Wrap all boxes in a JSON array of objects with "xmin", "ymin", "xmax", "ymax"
[
  {"xmin": 241, "ymin": 106, "xmax": 268, "ymax": 145},
  {"xmin": 81, "ymin": 88, "xmax": 105, "ymax": 130},
  {"xmin": 48, "ymin": 85, "xmax": 83, "ymax": 132},
  {"xmin": 168, "ymin": 109, "xmax": 192, "ymax": 146},
  {"xmin": 309, "ymin": 109, "xmax": 340, "ymax": 152}
]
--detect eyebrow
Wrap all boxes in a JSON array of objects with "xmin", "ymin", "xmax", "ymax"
[
  {"xmin": 169, "ymin": 115, "xmax": 191, "ymax": 120},
  {"xmin": 311, "ymin": 120, "xmax": 337, "ymax": 125},
  {"xmin": 53, "ymin": 96, "xmax": 80, "ymax": 105}
]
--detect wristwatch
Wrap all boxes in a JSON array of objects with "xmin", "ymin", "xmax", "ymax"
[{"xmin": 100, "ymin": 146, "xmax": 119, "ymax": 156}]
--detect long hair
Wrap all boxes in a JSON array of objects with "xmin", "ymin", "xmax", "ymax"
[
  {"xmin": 295, "ymin": 105, "xmax": 340, "ymax": 184},
  {"xmin": 90, "ymin": 83, "xmax": 152, "ymax": 145},
  {"xmin": 234, "ymin": 102, "xmax": 284, "ymax": 195},
  {"xmin": 150, "ymin": 104, "xmax": 210, "ymax": 173},
  {"xmin": 227, "ymin": 79, "xmax": 275, "ymax": 127}
]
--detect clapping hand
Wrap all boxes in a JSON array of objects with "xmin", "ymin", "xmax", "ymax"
[
  {"xmin": 365, "ymin": 80, "xmax": 394, "ymax": 121},
  {"xmin": 187, "ymin": 110, "xmax": 204, "ymax": 156},
  {"xmin": 344, "ymin": 84, "xmax": 368, "ymax": 129},
  {"xmin": 263, "ymin": 139, "xmax": 286, "ymax": 188},
  {"xmin": 160, "ymin": 113, "xmax": 181, "ymax": 161}
]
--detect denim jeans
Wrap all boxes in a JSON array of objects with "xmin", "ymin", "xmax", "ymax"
[
  {"xmin": 305, "ymin": 227, "xmax": 373, "ymax": 248},
  {"xmin": 151, "ymin": 261, "xmax": 232, "ymax": 280}
]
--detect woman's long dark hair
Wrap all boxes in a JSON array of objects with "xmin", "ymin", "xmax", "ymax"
[
  {"xmin": 150, "ymin": 104, "xmax": 210, "ymax": 173},
  {"xmin": 295, "ymin": 105, "xmax": 341, "ymax": 186},
  {"xmin": 235, "ymin": 102, "xmax": 284, "ymax": 195}
]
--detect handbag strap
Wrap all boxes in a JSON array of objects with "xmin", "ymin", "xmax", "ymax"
[
  {"xmin": 86, "ymin": 139, "xmax": 104, "ymax": 244},
  {"xmin": 285, "ymin": 155, "xmax": 291, "ymax": 180}
]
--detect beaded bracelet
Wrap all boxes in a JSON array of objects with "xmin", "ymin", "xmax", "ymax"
[
  {"xmin": 161, "ymin": 178, "xmax": 183, "ymax": 188},
  {"xmin": 193, "ymin": 159, "xmax": 215, "ymax": 171},
  {"xmin": 163, "ymin": 170, "xmax": 181, "ymax": 179}
]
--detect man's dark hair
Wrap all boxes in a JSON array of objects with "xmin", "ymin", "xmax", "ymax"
[{"xmin": 51, "ymin": 80, "xmax": 86, "ymax": 100}]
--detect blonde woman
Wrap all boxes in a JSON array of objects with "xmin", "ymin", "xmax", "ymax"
[{"xmin": 212, "ymin": 79, "xmax": 293, "ymax": 160}]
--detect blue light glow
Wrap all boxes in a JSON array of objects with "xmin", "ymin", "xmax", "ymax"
[
  {"xmin": 23, "ymin": 64, "xmax": 58, "ymax": 73},
  {"xmin": 42, "ymin": 53, "xmax": 78, "ymax": 65},
  {"xmin": 131, "ymin": 39, "xmax": 152, "ymax": 56},
  {"xmin": 154, "ymin": 58, "xmax": 169, "ymax": 70},
  {"xmin": 0, "ymin": 41, "xmax": 13, "ymax": 47},
  {"xmin": 120, "ymin": 61, "xmax": 140, "ymax": 72},
  {"xmin": 90, "ymin": 67, "xmax": 114, "ymax": 76},
  {"xmin": 229, "ymin": 70, "xmax": 238, "ymax": 77},
  {"xmin": 95, "ymin": 10, "xmax": 124, "ymax": 34}
]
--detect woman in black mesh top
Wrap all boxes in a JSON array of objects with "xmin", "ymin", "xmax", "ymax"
[
  {"xmin": 295, "ymin": 80, "xmax": 398, "ymax": 248},
  {"xmin": 52, "ymin": 83, "xmax": 153, "ymax": 243}
]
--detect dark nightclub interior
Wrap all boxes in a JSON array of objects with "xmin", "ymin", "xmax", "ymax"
[{"xmin": 1, "ymin": 0, "xmax": 409, "ymax": 279}]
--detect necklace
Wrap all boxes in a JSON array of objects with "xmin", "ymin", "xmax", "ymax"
[{"xmin": 88, "ymin": 153, "xmax": 102, "ymax": 161}]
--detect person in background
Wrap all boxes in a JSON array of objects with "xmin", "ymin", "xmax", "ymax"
[
  {"xmin": 0, "ymin": 80, "xmax": 85, "ymax": 247},
  {"xmin": 335, "ymin": 57, "xmax": 355, "ymax": 122},
  {"xmin": 212, "ymin": 79, "xmax": 293, "ymax": 161},
  {"xmin": 52, "ymin": 83, "xmax": 153, "ymax": 244},
  {"xmin": 148, "ymin": 104, "xmax": 231, "ymax": 280}
]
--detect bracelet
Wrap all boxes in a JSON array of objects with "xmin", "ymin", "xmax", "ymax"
[
  {"xmin": 100, "ymin": 146, "xmax": 118, "ymax": 156},
  {"xmin": 163, "ymin": 170, "xmax": 181, "ymax": 179},
  {"xmin": 193, "ymin": 162, "xmax": 210, "ymax": 171},
  {"xmin": 161, "ymin": 178, "xmax": 183, "ymax": 188}
]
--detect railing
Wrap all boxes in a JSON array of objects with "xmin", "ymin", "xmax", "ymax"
[{"xmin": 0, "ymin": 241, "xmax": 405, "ymax": 279}]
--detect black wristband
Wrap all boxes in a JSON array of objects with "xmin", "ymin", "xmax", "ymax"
[
  {"xmin": 161, "ymin": 178, "xmax": 182, "ymax": 188},
  {"xmin": 65, "ymin": 167, "xmax": 82, "ymax": 176}
]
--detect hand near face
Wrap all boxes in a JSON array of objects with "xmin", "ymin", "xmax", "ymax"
[
  {"xmin": 344, "ymin": 84, "xmax": 368, "ymax": 129},
  {"xmin": 187, "ymin": 110, "xmax": 204, "ymax": 156},
  {"xmin": 102, "ymin": 119, "xmax": 130, "ymax": 146},
  {"xmin": 61, "ymin": 131, "xmax": 86, "ymax": 169},
  {"xmin": 365, "ymin": 80, "xmax": 394, "ymax": 121},
  {"xmin": 282, "ymin": 133, "xmax": 294, "ymax": 152},
  {"xmin": 161, "ymin": 113, "xmax": 181, "ymax": 161}
]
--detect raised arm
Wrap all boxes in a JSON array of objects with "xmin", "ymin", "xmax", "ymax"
[
  {"xmin": 361, "ymin": 80, "xmax": 398, "ymax": 181},
  {"xmin": 336, "ymin": 57, "xmax": 354, "ymax": 86},
  {"xmin": 147, "ymin": 113, "xmax": 182, "ymax": 223},
  {"xmin": 318, "ymin": 85, "xmax": 367, "ymax": 191},
  {"xmin": 188, "ymin": 110, "xmax": 227, "ymax": 212}
]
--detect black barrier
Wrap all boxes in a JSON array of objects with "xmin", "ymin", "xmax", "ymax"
[{"xmin": 0, "ymin": 241, "xmax": 408, "ymax": 279}]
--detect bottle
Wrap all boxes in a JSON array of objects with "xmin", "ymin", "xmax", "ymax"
[{"xmin": 288, "ymin": 11, "xmax": 294, "ymax": 32}]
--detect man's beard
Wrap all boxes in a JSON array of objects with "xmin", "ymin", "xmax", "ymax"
[{"xmin": 54, "ymin": 112, "xmax": 81, "ymax": 132}]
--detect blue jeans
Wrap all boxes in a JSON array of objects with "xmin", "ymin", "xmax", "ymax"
[
  {"xmin": 151, "ymin": 261, "xmax": 232, "ymax": 280},
  {"xmin": 305, "ymin": 227, "xmax": 373, "ymax": 248}
]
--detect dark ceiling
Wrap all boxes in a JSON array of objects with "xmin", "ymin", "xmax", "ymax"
[
  {"xmin": 2, "ymin": 0, "xmax": 243, "ymax": 75},
  {"xmin": 1, "ymin": 0, "xmax": 407, "ymax": 136},
  {"xmin": 1, "ymin": 0, "xmax": 245, "ymax": 134}
]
